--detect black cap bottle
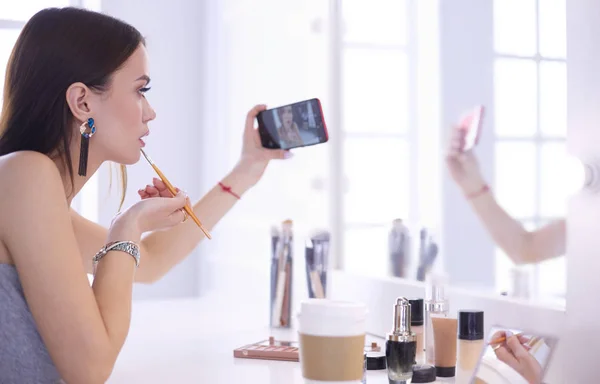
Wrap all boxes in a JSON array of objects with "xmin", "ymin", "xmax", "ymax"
[
  {"xmin": 456, "ymin": 310, "xmax": 484, "ymax": 383},
  {"xmin": 409, "ymin": 298, "xmax": 425, "ymax": 364}
]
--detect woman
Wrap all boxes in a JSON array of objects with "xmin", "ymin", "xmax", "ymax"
[
  {"xmin": 277, "ymin": 105, "xmax": 304, "ymax": 148},
  {"xmin": 0, "ymin": 8, "xmax": 289, "ymax": 383},
  {"xmin": 446, "ymin": 124, "xmax": 565, "ymax": 265}
]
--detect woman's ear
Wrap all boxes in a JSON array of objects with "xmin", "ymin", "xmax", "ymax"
[{"xmin": 65, "ymin": 82, "xmax": 92, "ymax": 123}]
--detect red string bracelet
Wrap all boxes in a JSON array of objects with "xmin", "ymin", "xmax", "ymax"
[
  {"xmin": 219, "ymin": 182, "xmax": 240, "ymax": 200},
  {"xmin": 466, "ymin": 184, "xmax": 490, "ymax": 200}
]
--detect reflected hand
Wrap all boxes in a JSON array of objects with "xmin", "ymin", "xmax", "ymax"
[
  {"xmin": 445, "ymin": 124, "xmax": 486, "ymax": 195},
  {"xmin": 492, "ymin": 332, "xmax": 543, "ymax": 384}
]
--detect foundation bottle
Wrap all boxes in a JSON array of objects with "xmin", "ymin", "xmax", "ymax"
[
  {"xmin": 386, "ymin": 297, "xmax": 417, "ymax": 383},
  {"xmin": 409, "ymin": 298, "xmax": 425, "ymax": 365},
  {"xmin": 456, "ymin": 310, "xmax": 484, "ymax": 383},
  {"xmin": 432, "ymin": 315, "xmax": 457, "ymax": 378},
  {"xmin": 424, "ymin": 274, "xmax": 449, "ymax": 365}
]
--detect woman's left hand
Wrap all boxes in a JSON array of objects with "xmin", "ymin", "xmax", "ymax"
[{"xmin": 235, "ymin": 104, "xmax": 292, "ymax": 186}]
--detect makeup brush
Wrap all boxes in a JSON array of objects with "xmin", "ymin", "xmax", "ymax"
[
  {"xmin": 488, "ymin": 332, "xmax": 524, "ymax": 345},
  {"xmin": 139, "ymin": 149, "xmax": 211, "ymax": 239}
]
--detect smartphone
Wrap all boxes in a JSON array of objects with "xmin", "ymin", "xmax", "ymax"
[
  {"xmin": 257, "ymin": 98, "xmax": 329, "ymax": 150},
  {"xmin": 460, "ymin": 105, "xmax": 484, "ymax": 151}
]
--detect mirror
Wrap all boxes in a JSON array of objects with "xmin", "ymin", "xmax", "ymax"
[
  {"xmin": 472, "ymin": 326, "xmax": 558, "ymax": 384},
  {"xmin": 186, "ymin": 0, "xmax": 573, "ymax": 309},
  {"xmin": 332, "ymin": 0, "xmax": 572, "ymax": 309}
]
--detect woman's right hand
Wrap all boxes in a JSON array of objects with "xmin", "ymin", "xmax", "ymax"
[
  {"xmin": 445, "ymin": 124, "xmax": 487, "ymax": 195},
  {"xmin": 108, "ymin": 191, "xmax": 189, "ymax": 241}
]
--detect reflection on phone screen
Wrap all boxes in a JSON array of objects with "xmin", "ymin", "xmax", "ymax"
[{"xmin": 258, "ymin": 98, "xmax": 328, "ymax": 150}]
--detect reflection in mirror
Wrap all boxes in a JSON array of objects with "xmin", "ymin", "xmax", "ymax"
[
  {"xmin": 472, "ymin": 326, "xmax": 558, "ymax": 384},
  {"xmin": 187, "ymin": 0, "xmax": 575, "ymax": 310},
  {"xmin": 338, "ymin": 0, "xmax": 571, "ymax": 309}
]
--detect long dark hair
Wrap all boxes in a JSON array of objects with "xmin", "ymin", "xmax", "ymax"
[{"xmin": 0, "ymin": 7, "xmax": 144, "ymax": 204}]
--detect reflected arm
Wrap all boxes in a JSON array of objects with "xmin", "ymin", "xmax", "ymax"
[{"xmin": 469, "ymin": 192, "xmax": 566, "ymax": 264}]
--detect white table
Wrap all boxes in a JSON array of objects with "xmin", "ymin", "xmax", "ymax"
[{"xmin": 108, "ymin": 293, "xmax": 449, "ymax": 383}]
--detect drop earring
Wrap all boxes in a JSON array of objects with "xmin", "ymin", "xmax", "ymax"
[{"xmin": 78, "ymin": 117, "xmax": 96, "ymax": 176}]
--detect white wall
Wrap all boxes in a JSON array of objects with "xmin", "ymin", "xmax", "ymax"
[
  {"xmin": 438, "ymin": 0, "xmax": 496, "ymax": 289},
  {"xmin": 564, "ymin": 0, "xmax": 600, "ymax": 380},
  {"xmin": 99, "ymin": 0, "xmax": 206, "ymax": 300}
]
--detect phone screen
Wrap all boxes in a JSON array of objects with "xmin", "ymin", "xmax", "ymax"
[
  {"xmin": 462, "ymin": 105, "xmax": 484, "ymax": 151},
  {"xmin": 257, "ymin": 98, "xmax": 328, "ymax": 150}
]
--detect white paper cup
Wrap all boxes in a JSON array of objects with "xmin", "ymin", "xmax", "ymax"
[{"xmin": 297, "ymin": 299, "xmax": 368, "ymax": 383}]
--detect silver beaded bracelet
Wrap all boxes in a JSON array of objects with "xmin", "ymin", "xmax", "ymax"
[{"xmin": 92, "ymin": 240, "xmax": 141, "ymax": 275}]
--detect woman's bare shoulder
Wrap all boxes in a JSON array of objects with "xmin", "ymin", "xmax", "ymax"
[
  {"xmin": 0, "ymin": 151, "xmax": 66, "ymax": 260},
  {"xmin": 0, "ymin": 151, "xmax": 62, "ymax": 181},
  {"xmin": 0, "ymin": 151, "xmax": 65, "ymax": 210}
]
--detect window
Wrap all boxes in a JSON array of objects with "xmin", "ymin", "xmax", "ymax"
[
  {"xmin": 0, "ymin": 0, "xmax": 100, "ymax": 221},
  {"xmin": 492, "ymin": 0, "xmax": 567, "ymax": 299},
  {"xmin": 339, "ymin": 0, "xmax": 415, "ymax": 276}
]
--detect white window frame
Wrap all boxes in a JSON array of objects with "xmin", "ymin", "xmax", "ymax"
[
  {"xmin": 492, "ymin": 0, "xmax": 567, "ymax": 300},
  {"xmin": 329, "ymin": 0, "xmax": 421, "ymax": 275}
]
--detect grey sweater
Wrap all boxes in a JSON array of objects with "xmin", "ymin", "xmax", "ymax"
[{"xmin": 0, "ymin": 264, "xmax": 62, "ymax": 383}]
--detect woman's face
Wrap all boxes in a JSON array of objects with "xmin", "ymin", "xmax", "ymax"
[
  {"xmin": 87, "ymin": 44, "xmax": 156, "ymax": 165},
  {"xmin": 281, "ymin": 106, "xmax": 293, "ymax": 129}
]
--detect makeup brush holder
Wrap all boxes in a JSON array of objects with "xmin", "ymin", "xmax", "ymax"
[
  {"xmin": 270, "ymin": 221, "xmax": 294, "ymax": 328},
  {"xmin": 305, "ymin": 231, "xmax": 330, "ymax": 299}
]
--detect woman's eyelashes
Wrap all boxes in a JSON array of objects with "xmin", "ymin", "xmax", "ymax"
[{"xmin": 138, "ymin": 86, "xmax": 151, "ymax": 96}]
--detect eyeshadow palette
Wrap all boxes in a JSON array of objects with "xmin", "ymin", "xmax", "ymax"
[
  {"xmin": 233, "ymin": 336, "xmax": 299, "ymax": 362},
  {"xmin": 233, "ymin": 337, "xmax": 383, "ymax": 362}
]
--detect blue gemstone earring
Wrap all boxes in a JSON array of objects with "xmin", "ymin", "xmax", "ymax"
[{"xmin": 78, "ymin": 117, "xmax": 96, "ymax": 176}]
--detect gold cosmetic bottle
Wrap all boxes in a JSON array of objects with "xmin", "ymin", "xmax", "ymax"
[{"xmin": 386, "ymin": 297, "xmax": 417, "ymax": 383}]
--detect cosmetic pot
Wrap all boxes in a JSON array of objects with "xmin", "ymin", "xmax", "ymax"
[
  {"xmin": 411, "ymin": 364, "xmax": 436, "ymax": 383},
  {"xmin": 366, "ymin": 351, "xmax": 387, "ymax": 370}
]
